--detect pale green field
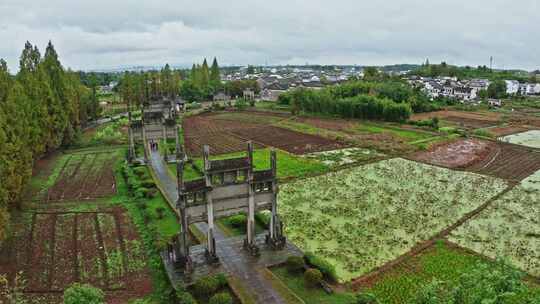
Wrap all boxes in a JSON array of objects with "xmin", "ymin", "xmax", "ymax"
[
  {"xmin": 450, "ymin": 170, "xmax": 540, "ymax": 277},
  {"xmin": 303, "ymin": 147, "xmax": 385, "ymax": 167},
  {"xmin": 279, "ymin": 158, "xmax": 508, "ymax": 282},
  {"xmin": 500, "ymin": 130, "xmax": 540, "ymax": 148}
]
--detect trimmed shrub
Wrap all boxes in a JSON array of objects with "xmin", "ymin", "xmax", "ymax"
[
  {"xmin": 177, "ymin": 291, "xmax": 198, "ymax": 304},
  {"xmin": 228, "ymin": 214, "xmax": 247, "ymax": 228},
  {"xmin": 304, "ymin": 268, "xmax": 323, "ymax": 287},
  {"xmin": 192, "ymin": 276, "xmax": 219, "ymax": 297},
  {"xmin": 63, "ymin": 283, "xmax": 105, "ymax": 304},
  {"xmin": 156, "ymin": 207, "xmax": 166, "ymax": 219},
  {"xmin": 214, "ymin": 273, "xmax": 228, "ymax": 289},
  {"xmin": 255, "ymin": 211, "xmax": 271, "ymax": 227},
  {"xmin": 234, "ymin": 98, "xmax": 248, "ymax": 110},
  {"xmin": 356, "ymin": 292, "xmax": 380, "ymax": 304},
  {"xmin": 133, "ymin": 167, "xmax": 146, "ymax": 177},
  {"xmin": 136, "ymin": 201, "xmax": 147, "ymax": 210},
  {"xmin": 286, "ymin": 256, "xmax": 305, "ymax": 273},
  {"xmin": 145, "ymin": 188, "xmax": 157, "ymax": 199},
  {"xmin": 141, "ymin": 179, "xmax": 155, "ymax": 188},
  {"xmin": 305, "ymin": 252, "xmax": 338, "ymax": 282},
  {"xmin": 192, "ymin": 274, "xmax": 227, "ymax": 298},
  {"xmin": 209, "ymin": 292, "xmax": 232, "ymax": 304}
]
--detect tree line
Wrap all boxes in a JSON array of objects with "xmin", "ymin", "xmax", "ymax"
[
  {"xmin": 119, "ymin": 64, "xmax": 182, "ymax": 108},
  {"xmin": 277, "ymin": 80, "xmax": 439, "ymax": 122},
  {"xmin": 0, "ymin": 41, "xmax": 101, "ymax": 241},
  {"xmin": 412, "ymin": 61, "xmax": 537, "ymax": 83},
  {"xmin": 179, "ymin": 58, "xmax": 221, "ymax": 102}
]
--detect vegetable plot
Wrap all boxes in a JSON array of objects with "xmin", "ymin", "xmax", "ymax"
[
  {"xmin": 450, "ymin": 171, "xmax": 540, "ymax": 277},
  {"xmin": 279, "ymin": 158, "xmax": 507, "ymax": 282},
  {"xmin": 500, "ymin": 130, "xmax": 540, "ymax": 149}
]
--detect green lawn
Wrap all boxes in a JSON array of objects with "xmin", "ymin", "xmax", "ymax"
[
  {"xmin": 271, "ymin": 266, "xmax": 356, "ymax": 304},
  {"xmin": 170, "ymin": 149, "xmax": 329, "ymax": 181},
  {"xmin": 365, "ymin": 241, "xmax": 540, "ymax": 304}
]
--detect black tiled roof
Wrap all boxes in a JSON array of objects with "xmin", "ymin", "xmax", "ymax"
[
  {"xmin": 209, "ymin": 157, "xmax": 250, "ymax": 172},
  {"xmin": 254, "ymin": 170, "xmax": 274, "ymax": 182},
  {"xmin": 184, "ymin": 179, "xmax": 207, "ymax": 192}
]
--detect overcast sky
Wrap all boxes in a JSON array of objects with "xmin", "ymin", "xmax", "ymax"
[{"xmin": 1, "ymin": 0, "xmax": 539, "ymax": 71}]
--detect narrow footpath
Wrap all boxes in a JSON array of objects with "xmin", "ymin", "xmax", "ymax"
[{"xmin": 147, "ymin": 147, "xmax": 286, "ymax": 304}]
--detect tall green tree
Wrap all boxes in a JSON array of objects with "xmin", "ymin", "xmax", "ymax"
[{"xmin": 0, "ymin": 42, "xmax": 93, "ymax": 243}]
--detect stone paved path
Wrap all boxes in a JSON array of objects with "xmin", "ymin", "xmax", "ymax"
[{"xmin": 147, "ymin": 147, "xmax": 286, "ymax": 304}]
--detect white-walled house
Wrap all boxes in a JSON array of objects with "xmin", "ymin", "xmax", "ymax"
[
  {"xmin": 504, "ymin": 80, "xmax": 520, "ymax": 95},
  {"xmin": 453, "ymin": 87, "xmax": 477, "ymax": 101}
]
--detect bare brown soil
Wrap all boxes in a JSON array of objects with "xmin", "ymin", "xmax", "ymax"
[
  {"xmin": 229, "ymin": 125, "xmax": 347, "ymax": 154},
  {"xmin": 46, "ymin": 152, "xmax": 118, "ymax": 202},
  {"xmin": 412, "ymin": 110, "xmax": 501, "ymax": 129},
  {"xmin": 465, "ymin": 142, "xmax": 540, "ymax": 181},
  {"xmin": 411, "ymin": 110, "xmax": 502, "ymax": 122},
  {"xmin": 409, "ymin": 139, "xmax": 495, "ymax": 168},
  {"xmin": 292, "ymin": 116, "xmax": 415, "ymax": 155},
  {"xmin": 183, "ymin": 113, "xmax": 347, "ymax": 156},
  {"xmin": 0, "ymin": 208, "xmax": 152, "ymax": 303},
  {"xmin": 488, "ymin": 125, "xmax": 531, "ymax": 137}
]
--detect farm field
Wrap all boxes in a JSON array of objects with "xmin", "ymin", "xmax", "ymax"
[
  {"xmin": 183, "ymin": 112, "xmax": 346, "ymax": 156},
  {"xmin": 280, "ymin": 118, "xmax": 437, "ymax": 143},
  {"xmin": 487, "ymin": 124, "xmax": 531, "ymax": 137},
  {"xmin": 411, "ymin": 110, "xmax": 501, "ymax": 129},
  {"xmin": 464, "ymin": 142, "xmax": 540, "ymax": 181},
  {"xmin": 500, "ymin": 130, "xmax": 540, "ymax": 148},
  {"xmin": 278, "ymin": 158, "xmax": 508, "ymax": 282},
  {"xmin": 357, "ymin": 241, "xmax": 540, "ymax": 304},
  {"xmin": 409, "ymin": 138, "xmax": 495, "ymax": 168},
  {"xmin": 450, "ymin": 172, "xmax": 540, "ymax": 277},
  {"xmin": 278, "ymin": 116, "xmax": 438, "ymax": 154},
  {"xmin": 0, "ymin": 208, "xmax": 151, "ymax": 303},
  {"xmin": 43, "ymin": 150, "xmax": 121, "ymax": 202},
  {"xmin": 304, "ymin": 147, "xmax": 385, "ymax": 167}
]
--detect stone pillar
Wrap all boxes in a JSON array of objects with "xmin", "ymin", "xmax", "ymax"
[
  {"xmin": 173, "ymin": 131, "xmax": 191, "ymax": 271},
  {"xmin": 270, "ymin": 149, "xmax": 277, "ymax": 239},
  {"xmin": 141, "ymin": 108, "xmax": 148, "ymax": 162},
  {"xmin": 128, "ymin": 111, "xmax": 135, "ymax": 162},
  {"xmin": 267, "ymin": 149, "xmax": 285, "ymax": 250},
  {"xmin": 246, "ymin": 142, "xmax": 256, "ymax": 248},
  {"xmin": 162, "ymin": 123, "xmax": 168, "ymax": 161},
  {"xmin": 203, "ymin": 145, "xmax": 217, "ymax": 261},
  {"xmin": 142, "ymin": 125, "xmax": 149, "ymax": 162}
]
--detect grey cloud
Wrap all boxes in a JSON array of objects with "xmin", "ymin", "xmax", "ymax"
[{"xmin": 1, "ymin": 0, "xmax": 539, "ymax": 70}]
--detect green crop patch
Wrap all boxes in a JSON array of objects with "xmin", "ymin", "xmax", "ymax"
[
  {"xmin": 450, "ymin": 170, "xmax": 540, "ymax": 277},
  {"xmin": 279, "ymin": 158, "xmax": 508, "ymax": 282}
]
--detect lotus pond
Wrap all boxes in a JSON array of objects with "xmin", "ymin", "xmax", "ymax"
[
  {"xmin": 279, "ymin": 158, "xmax": 508, "ymax": 282},
  {"xmin": 450, "ymin": 170, "xmax": 540, "ymax": 277}
]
